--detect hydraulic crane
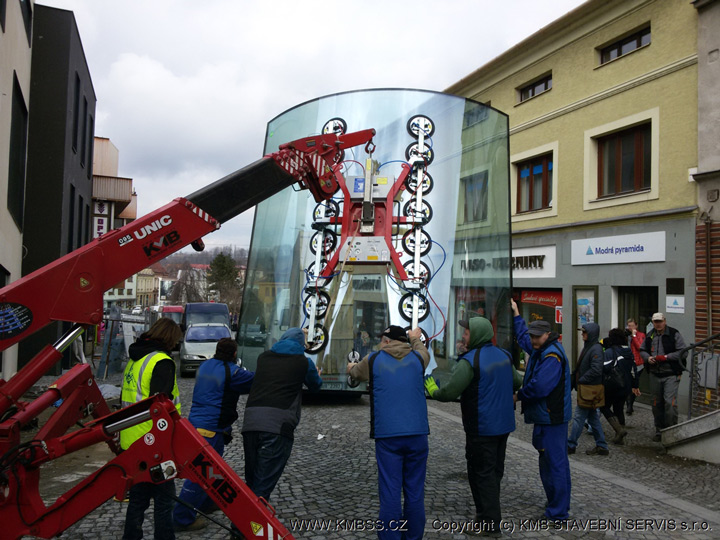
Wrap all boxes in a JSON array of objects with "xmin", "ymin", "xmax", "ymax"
[{"xmin": 0, "ymin": 128, "xmax": 375, "ymax": 539}]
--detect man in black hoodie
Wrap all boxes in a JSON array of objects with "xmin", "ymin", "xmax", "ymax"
[{"xmin": 566, "ymin": 323, "xmax": 609, "ymax": 456}]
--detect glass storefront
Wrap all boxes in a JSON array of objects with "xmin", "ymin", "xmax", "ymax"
[{"xmin": 238, "ymin": 89, "xmax": 510, "ymax": 392}]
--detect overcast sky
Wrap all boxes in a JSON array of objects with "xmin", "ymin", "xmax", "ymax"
[{"xmin": 39, "ymin": 0, "xmax": 585, "ymax": 250}]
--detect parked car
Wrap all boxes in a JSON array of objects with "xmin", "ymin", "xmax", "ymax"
[
  {"xmin": 179, "ymin": 323, "xmax": 233, "ymax": 376},
  {"xmin": 131, "ymin": 305, "xmax": 143, "ymax": 315},
  {"xmin": 241, "ymin": 323, "xmax": 267, "ymax": 346}
]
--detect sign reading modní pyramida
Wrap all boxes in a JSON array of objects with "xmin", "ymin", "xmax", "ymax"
[{"xmin": 571, "ymin": 231, "xmax": 665, "ymax": 265}]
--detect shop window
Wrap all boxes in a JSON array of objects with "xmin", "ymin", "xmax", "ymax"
[
  {"xmin": 462, "ymin": 170, "xmax": 489, "ymax": 223},
  {"xmin": 600, "ymin": 26, "xmax": 650, "ymax": 65},
  {"xmin": 597, "ymin": 123, "xmax": 651, "ymax": 198},
  {"xmin": 518, "ymin": 73, "xmax": 552, "ymax": 103},
  {"xmin": 517, "ymin": 154, "xmax": 552, "ymax": 213}
]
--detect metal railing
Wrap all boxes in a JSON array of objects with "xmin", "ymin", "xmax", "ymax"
[{"xmin": 684, "ymin": 331, "xmax": 720, "ymax": 420}]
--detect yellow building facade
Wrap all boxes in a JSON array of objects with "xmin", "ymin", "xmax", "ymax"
[{"xmin": 448, "ymin": 0, "xmax": 701, "ymax": 412}]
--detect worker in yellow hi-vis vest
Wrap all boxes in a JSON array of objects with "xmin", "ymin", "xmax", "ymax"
[{"xmin": 120, "ymin": 317, "xmax": 183, "ymax": 540}]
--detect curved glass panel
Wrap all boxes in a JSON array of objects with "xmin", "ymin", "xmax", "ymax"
[{"xmin": 238, "ymin": 89, "xmax": 510, "ymax": 392}]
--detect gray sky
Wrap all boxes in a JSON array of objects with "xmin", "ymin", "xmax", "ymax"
[{"xmin": 39, "ymin": 0, "xmax": 585, "ymax": 249}]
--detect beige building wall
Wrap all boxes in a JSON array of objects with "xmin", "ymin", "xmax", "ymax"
[
  {"xmin": 449, "ymin": 0, "xmax": 698, "ymax": 232},
  {"xmin": 0, "ymin": 0, "xmax": 34, "ymax": 377}
]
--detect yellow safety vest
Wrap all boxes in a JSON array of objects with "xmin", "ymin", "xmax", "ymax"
[{"xmin": 120, "ymin": 351, "xmax": 181, "ymax": 450}]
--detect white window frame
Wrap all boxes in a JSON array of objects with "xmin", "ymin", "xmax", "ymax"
[
  {"xmin": 510, "ymin": 141, "xmax": 559, "ymax": 222},
  {"xmin": 583, "ymin": 108, "xmax": 659, "ymax": 211}
]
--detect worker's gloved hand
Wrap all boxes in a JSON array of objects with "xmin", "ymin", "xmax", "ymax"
[
  {"xmin": 655, "ymin": 355, "xmax": 667, "ymax": 362},
  {"xmin": 424, "ymin": 375, "xmax": 439, "ymax": 398}
]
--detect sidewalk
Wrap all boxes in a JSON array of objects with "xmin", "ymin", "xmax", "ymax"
[{"xmin": 427, "ymin": 399, "xmax": 720, "ymax": 537}]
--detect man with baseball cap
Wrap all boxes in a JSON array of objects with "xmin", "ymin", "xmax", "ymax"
[
  {"xmin": 639, "ymin": 313, "xmax": 687, "ymax": 441},
  {"xmin": 511, "ymin": 300, "xmax": 572, "ymax": 522},
  {"xmin": 347, "ymin": 325, "xmax": 430, "ymax": 540}
]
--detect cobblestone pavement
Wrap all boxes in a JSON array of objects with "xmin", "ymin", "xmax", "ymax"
[{"xmin": 25, "ymin": 374, "xmax": 720, "ymax": 539}]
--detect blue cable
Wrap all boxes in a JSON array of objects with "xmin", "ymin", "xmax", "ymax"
[
  {"xmin": 378, "ymin": 160, "xmax": 410, "ymax": 170},
  {"xmin": 427, "ymin": 240, "xmax": 447, "ymax": 287}
]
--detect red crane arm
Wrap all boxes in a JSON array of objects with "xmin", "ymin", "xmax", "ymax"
[
  {"xmin": 0, "ymin": 128, "xmax": 375, "ymax": 352},
  {"xmin": 2, "ymin": 395, "xmax": 293, "ymax": 539}
]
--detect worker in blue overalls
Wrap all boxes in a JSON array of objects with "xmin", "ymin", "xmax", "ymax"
[
  {"xmin": 511, "ymin": 299, "xmax": 572, "ymax": 521},
  {"xmin": 348, "ymin": 325, "xmax": 430, "ymax": 540}
]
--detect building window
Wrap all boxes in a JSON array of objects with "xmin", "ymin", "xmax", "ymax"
[
  {"xmin": 8, "ymin": 74, "xmax": 28, "ymax": 230},
  {"xmin": 462, "ymin": 170, "xmax": 489, "ymax": 223},
  {"xmin": 68, "ymin": 185, "xmax": 76, "ymax": 252},
  {"xmin": 87, "ymin": 116, "xmax": 94, "ymax": 178},
  {"xmin": 519, "ymin": 73, "xmax": 552, "ymax": 103},
  {"xmin": 72, "ymin": 74, "xmax": 80, "ymax": 152},
  {"xmin": 80, "ymin": 97, "xmax": 88, "ymax": 166},
  {"xmin": 600, "ymin": 27, "xmax": 650, "ymax": 65},
  {"xmin": 463, "ymin": 104, "xmax": 489, "ymax": 128},
  {"xmin": 19, "ymin": 0, "xmax": 31, "ymax": 45},
  {"xmin": 597, "ymin": 123, "xmax": 651, "ymax": 198},
  {"xmin": 517, "ymin": 154, "xmax": 552, "ymax": 213}
]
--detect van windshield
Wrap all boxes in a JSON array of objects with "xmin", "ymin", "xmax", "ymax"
[
  {"xmin": 186, "ymin": 325, "xmax": 230, "ymax": 342},
  {"xmin": 187, "ymin": 313, "xmax": 229, "ymax": 326}
]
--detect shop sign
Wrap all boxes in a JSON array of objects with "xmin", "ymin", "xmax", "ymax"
[
  {"xmin": 454, "ymin": 245, "xmax": 556, "ymax": 279},
  {"xmin": 93, "ymin": 216, "xmax": 108, "ymax": 238},
  {"xmin": 666, "ymin": 295, "xmax": 685, "ymax": 314},
  {"xmin": 521, "ymin": 290, "xmax": 562, "ymax": 308},
  {"xmin": 94, "ymin": 201, "xmax": 109, "ymax": 215},
  {"xmin": 571, "ymin": 231, "xmax": 665, "ymax": 265}
]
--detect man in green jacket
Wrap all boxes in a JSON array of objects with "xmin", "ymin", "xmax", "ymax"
[{"xmin": 425, "ymin": 317, "xmax": 516, "ymax": 537}]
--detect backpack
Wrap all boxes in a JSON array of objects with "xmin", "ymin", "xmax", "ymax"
[{"xmin": 603, "ymin": 349, "xmax": 626, "ymax": 393}]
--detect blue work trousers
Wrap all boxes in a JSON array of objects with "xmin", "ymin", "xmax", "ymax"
[
  {"xmin": 375, "ymin": 434, "xmax": 428, "ymax": 540},
  {"xmin": 568, "ymin": 405, "xmax": 608, "ymax": 450},
  {"xmin": 532, "ymin": 423, "xmax": 571, "ymax": 520},
  {"xmin": 173, "ymin": 432, "xmax": 225, "ymax": 526}
]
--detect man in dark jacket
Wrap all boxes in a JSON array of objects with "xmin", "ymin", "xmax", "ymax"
[
  {"xmin": 425, "ymin": 317, "xmax": 514, "ymax": 537},
  {"xmin": 173, "ymin": 338, "xmax": 254, "ymax": 531},
  {"xmin": 348, "ymin": 325, "xmax": 430, "ymax": 540},
  {"xmin": 640, "ymin": 312, "xmax": 687, "ymax": 441},
  {"xmin": 241, "ymin": 327, "xmax": 322, "ymax": 500},
  {"xmin": 512, "ymin": 301, "xmax": 572, "ymax": 522},
  {"xmin": 567, "ymin": 323, "xmax": 609, "ymax": 455}
]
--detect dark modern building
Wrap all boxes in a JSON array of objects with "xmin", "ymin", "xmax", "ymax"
[{"xmin": 20, "ymin": 5, "xmax": 96, "ymax": 369}]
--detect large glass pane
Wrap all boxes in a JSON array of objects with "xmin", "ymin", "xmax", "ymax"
[
  {"xmin": 621, "ymin": 130, "xmax": 636, "ymax": 192},
  {"xmin": 642, "ymin": 126, "xmax": 651, "ymax": 189},
  {"xmin": 547, "ymin": 160, "xmax": 553, "ymax": 206},
  {"xmin": 532, "ymin": 164, "xmax": 543, "ymax": 210},
  {"xmin": 601, "ymin": 139, "xmax": 614, "ymax": 196},
  {"xmin": 238, "ymin": 89, "xmax": 510, "ymax": 392}
]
